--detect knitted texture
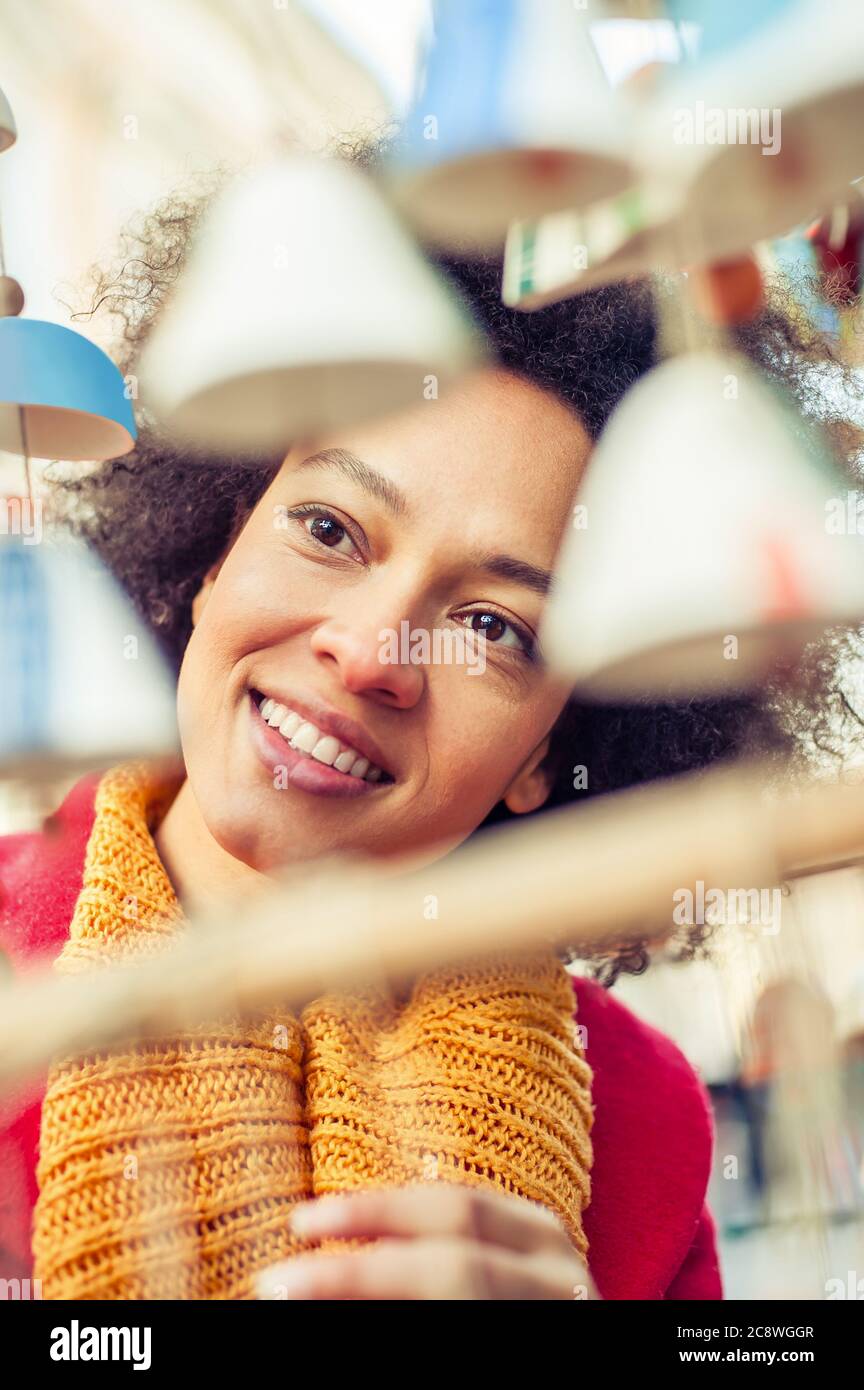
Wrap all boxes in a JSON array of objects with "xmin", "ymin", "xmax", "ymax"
[{"xmin": 33, "ymin": 763, "xmax": 593, "ymax": 1299}]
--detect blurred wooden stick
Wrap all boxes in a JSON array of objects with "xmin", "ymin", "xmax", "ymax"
[{"xmin": 2, "ymin": 757, "xmax": 864, "ymax": 1088}]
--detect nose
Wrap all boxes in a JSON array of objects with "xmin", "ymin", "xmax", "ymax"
[{"xmin": 310, "ymin": 606, "xmax": 425, "ymax": 710}]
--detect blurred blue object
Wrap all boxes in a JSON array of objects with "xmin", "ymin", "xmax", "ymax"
[
  {"xmin": 409, "ymin": 0, "xmax": 516, "ymax": 159},
  {"xmin": 0, "ymin": 539, "xmax": 49, "ymax": 752},
  {"xmin": 0, "ymin": 318, "xmax": 136, "ymax": 461},
  {"xmin": 0, "ymin": 533, "xmax": 177, "ymax": 778},
  {"xmin": 665, "ymin": 0, "xmax": 797, "ymax": 60},
  {"xmin": 768, "ymin": 234, "xmax": 842, "ymax": 337}
]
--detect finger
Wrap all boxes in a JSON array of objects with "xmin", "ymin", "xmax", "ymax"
[
  {"xmin": 289, "ymin": 1183, "xmax": 573, "ymax": 1255},
  {"xmin": 257, "ymin": 1236, "xmax": 588, "ymax": 1301}
]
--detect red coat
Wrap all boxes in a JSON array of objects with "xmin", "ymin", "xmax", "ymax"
[{"xmin": 0, "ymin": 776, "xmax": 722, "ymax": 1300}]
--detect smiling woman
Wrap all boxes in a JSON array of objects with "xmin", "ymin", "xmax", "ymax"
[
  {"xmin": 1, "ymin": 136, "xmax": 861, "ymax": 1303},
  {"xmin": 153, "ymin": 363, "xmax": 590, "ymax": 887}
]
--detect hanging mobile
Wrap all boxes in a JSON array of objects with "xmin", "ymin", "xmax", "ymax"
[{"xmin": 0, "ymin": 85, "xmax": 176, "ymax": 783}]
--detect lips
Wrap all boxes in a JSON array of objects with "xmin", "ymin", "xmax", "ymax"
[
  {"xmin": 253, "ymin": 690, "xmax": 391, "ymax": 783},
  {"xmin": 248, "ymin": 688, "xmax": 395, "ymax": 799}
]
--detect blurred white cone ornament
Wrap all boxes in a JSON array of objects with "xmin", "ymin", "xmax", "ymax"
[
  {"xmin": 139, "ymin": 157, "xmax": 484, "ymax": 453},
  {"xmin": 386, "ymin": 0, "xmax": 633, "ymax": 252},
  {"xmin": 637, "ymin": 0, "xmax": 864, "ymax": 265},
  {"xmin": 0, "ymin": 532, "xmax": 177, "ymax": 779},
  {"xmin": 542, "ymin": 351, "xmax": 864, "ymax": 697}
]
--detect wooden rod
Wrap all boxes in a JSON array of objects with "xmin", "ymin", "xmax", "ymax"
[{"xmin": 2, "ymin": 757, "xmax": 864, "ymax": 1088}]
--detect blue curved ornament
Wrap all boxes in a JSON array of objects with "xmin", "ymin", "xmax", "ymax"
[{"xmin": 0, "ymin": 318, "xmax": 136, "ymax": 461}]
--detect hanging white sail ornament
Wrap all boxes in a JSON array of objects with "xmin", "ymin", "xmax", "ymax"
[
  {"xmin": 385, "ymin": 0, "xmax": 633, "ymax": 253},
  {"xmin": 138, "ymin": 157, "xmax": 484, "ymax": 453},
  {"xmin": 637, "ymin": 0, "xmax": 864, "ymax": 268},
  {"xmin": 542, "ymin": 351, "xmax": 864, "ymax": 698},
  {"xmin": 0, "ymin": 532, "xmax": 178, "ymax": 779}
]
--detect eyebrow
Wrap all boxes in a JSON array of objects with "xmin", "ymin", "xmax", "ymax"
[
  {"xmin": 297, "ymin": 447, "xmax": 409, "ymax": 517},
  {"xmin": 296, "ymin": 446, "xmax": 553, "ymax": 597},
  {"xmin": 474, "ymin": 552, "xmax": 553, "ymax": 597}
]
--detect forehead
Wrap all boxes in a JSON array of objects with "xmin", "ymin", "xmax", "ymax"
[{"xmin": 284, "ymin": 366, "xmax": 592, "ymax": 529}]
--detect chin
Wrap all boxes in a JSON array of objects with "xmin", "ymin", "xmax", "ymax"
[
  {"xmin": 193, "ymin": 779, "xmax": 279, "ymax": 872},
  {"xmin": 202, "ymin": 786, "xmax": 344, "ymax": 874}
]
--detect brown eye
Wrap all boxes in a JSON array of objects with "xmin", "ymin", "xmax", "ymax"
[
  {"xmin": 288, "ymin": 504, "xmax": 363, "ymax": 559},
  {"xmin": 455, "ymin": 607, "xmax": 536, "ymax": 660},
  {"xmin": 469, "ymin": 611, "xmax": 506, "ymax": 641},
  {"xmin": 310, "ymin": 516, "xmax": 346, "ymax": 547}
]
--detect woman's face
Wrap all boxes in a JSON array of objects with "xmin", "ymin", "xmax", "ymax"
[{"xmin": 178, "ymin": 367, "xmax": 592, "ymax": 871}]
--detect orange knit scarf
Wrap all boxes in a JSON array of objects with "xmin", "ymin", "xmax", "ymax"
[{"xmin": 33, "ymin": 763, "xmax": 593, "ymax": 1299}]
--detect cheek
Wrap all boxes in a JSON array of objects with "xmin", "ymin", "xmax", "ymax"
[
  {"xmin": 184, "ymin": 544, "xmax": 309, "ymax": 692},
  {"xmin": 425, "ymin": 676, "xmax": 554, "ymax": 802},
  {"xmin": 175, "ymin": 601, "xmax": 244, "ymax": 736},
  {"xmin": 208, "ymin": 553, "xmax": 289, "ymax": 656},
  {"xmin": 173, "ymin": 575, "xmax": 268, "ymax": 762}
]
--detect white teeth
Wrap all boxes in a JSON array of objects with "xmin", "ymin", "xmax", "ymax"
[
  {"xmin": 257, "ymin": 694, "xmax": 388, "ymax": 783},
  {"xmin": 279, "ymin": 712, "xmax": 303, "ymax": 740},
  {"xmin": 311, "ymin": 735, "xmax": 340, "ymax": 766},
  {"xmin": 291, "ymin": 721, "xmax": 320, "ymax": 754}
]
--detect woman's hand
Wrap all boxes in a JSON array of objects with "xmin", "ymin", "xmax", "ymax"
[{"xmin": 256, "ymin": 1185, "xmax": 598, "ymax": 1300}]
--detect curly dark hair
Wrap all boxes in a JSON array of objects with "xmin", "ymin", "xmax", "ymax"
[{"xmin": 48, "ymin": 139, "xmax": 864, "ymax": 983}]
